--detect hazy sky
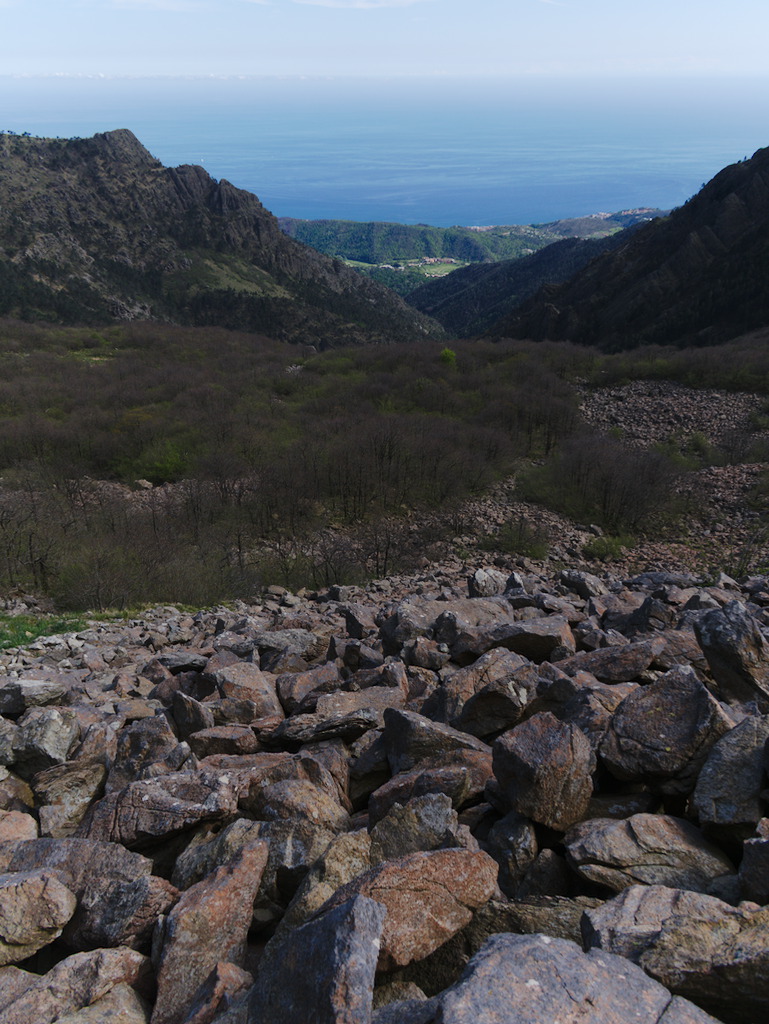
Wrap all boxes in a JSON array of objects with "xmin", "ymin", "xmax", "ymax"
[{"xmin": 3, "ymin": 0, "xmax": 768, "ymax": 78}]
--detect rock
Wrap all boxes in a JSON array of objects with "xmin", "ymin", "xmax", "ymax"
[
  {"xmin": 275, "ymin": 662, "xmax": 343, "ymax": 715},
  {"xmin": 106, "ymin": 715, "xmax": 181, "ymax": 793},
  {"xmin": 368, "ymin": 750, "xmax": 492, "ymax": 825},
  {"xmin": 151, "ymin": 840, "xmax": 268, "ymax": 1024},
  {"xmin": 77, "ymin": 769, "xmax": 239, "ymax": 849},
  {"xmin": 434, "ymin": 648, "xmax": 529, "ymax": 726},
  {"xmin": 436, "ymin": 612, "xmax": 575, "ymax": 665},
  {"xmin": 33, "ymin": 759, "xmax": 107, "ymax": 837},
  {"xmin": 559, "ymin": 569, "xmax": 609, "ymax": 599},
  {"xmin": 422, "ymin": 932, "xmax": 721, "ymax": 1023},
  {"xmin": 740, "ymin": 825, "xmax": 769, "ymax": 903},
  {"xmin": 0, "ymin": 678, "xmax": 67, "ymax": 715},
  {"xmin": 369, "ymin": 793, "xmax": 475, "ymax": 864},
  {"xmin": 694, "ymin": 600, "xmax": 769, "ymax": 710},
  {"xmin": 53, "ymin": 982, "xmax": 151, "ymax": 1022},
  {"xmin": 565, "ymin": 814, "xmax": 735, "ymax": 893},
  {"xmin": 278, "ymin": 829, "xmax": 373, "ymax": 934},
  {"xmin": 599, "ymin": 666, "xmax": 733, "ymax": 794},
  {"xmin": 0, "ymin": 836, "xmax": 177, "ymax": 951},
  {"xmin": 0, "ymin": 947, "xmax": 153, "ymax": 1024},
  {"xmin": 485, "ymin": 810, "xmax": 538, "ymax": 897},
  {"xmin": 467, "ymin": 567, "xmax": 509, "ymax": 597},
  {"xmin": 170, "ymin": 693, "xmax": 215, "ymax": 740},
  {"xmin": 212, "ymin": 662, "xmax": 284, "ymax": 718},
  {"xmin": 0, "ymin": 809, "xmax": 37, "ymax": 841},
  {"xmin": 456, "ymin": 664, "xmax": 540, "ymax": 740},
  {"xmin": 182, "ymin": 962, "xmax": 252, "ymax": 1024},
  {"xmin": 186, "ymin": 726, "xmax": 259, "ymax": 758},
  {"xmin": 0, "ymin": 870, "xmax": 77, "ymax": 965},
  {"xmin": 691, "ymin": 714, "xmax": 769, "ymax": 838},
  {"xmin": 248, "ymin": 896, "xmax": 385, "ymax": 1024},
  {"xmin": 492, "ymin": 712, "xmax": 595, "ymax": 831},
  {"xmin": 11, "ymin": 707, "xmax": 80, "ymax": 777},
  {"xmin": 381, "ymin": 708, "xmax": 491, "ymax": 775},
  {"xmin": 556, "ymin": 636, "xmax": 667, "ymax": 682},
  {"xmin": 320, "ymin": 848, "xmax": 498, "ymax": 970},
  {"xmin": 582, "ymin": 884, "xmax": 769, "ymax": 1024}
]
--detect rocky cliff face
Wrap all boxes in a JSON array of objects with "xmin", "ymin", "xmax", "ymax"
[
  {"xmin": 0, "ymin": 130, "xmax": 442, "ymax": 345},
  {"xmin": 494, "ymin": 146, "xmax": 769, "ymax": 349}
]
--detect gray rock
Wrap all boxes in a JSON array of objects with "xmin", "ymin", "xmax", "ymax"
[
  {"xmin": 565, "ymin": 814, "xmax": 735, "ymax": 893},
  {"xmin": 493, "ymin": 712, "xmax": 595, "ymax": 831},
  {"xmin": 0, "ymin": 870, "xmax": 77, "ymax": 965},
  {"xmin": 427, "ymin": 932, "xmax": 721, "ymax": 1023},
  {"xmin": 599, "ymin": 666, "xmax": 733, "ymax": 794},
  {"xmin": 248, "ymin": 896, "xmax": 385, "ymax": 1024},
  {"xmin": 691, "ymin": 714, "xmax": 769, "ymax": 838},
  {"xmin": 382, "ymin": 708, "xmax": 491, "ymax": 775},
  {"xmin": 467, "ymin": 567, "xmax": 509, "ymax": 597},
  {"xmin": 0, "ymin": 678, "xmax": 67, "ymax": 716},
  {"xmin": 485, "ymin": 810, "xmax": 538, "ymax": 896},
  {"xmin": 12, "ymin": 707, "xmax": 80, "ymax": 777},
  {"xmin": 369, "ymin": 793, "xmax": 475, "ymax": 864},
  {"xmin": 694, "ymin": 600, "xmax": 769, "ymax": 710},
  {"xmin": 582, "ymin": 884, "xmax": 769, "ymax": 1024}
]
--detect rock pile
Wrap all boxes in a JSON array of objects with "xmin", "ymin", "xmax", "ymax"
[{"xmin": 1, "ymin": 561, "xmax": 768, "ymax": 1023}]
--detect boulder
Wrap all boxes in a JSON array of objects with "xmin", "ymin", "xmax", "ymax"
[
  {"xmin": 320, "ymin": 848, "xmax": 498, "ymax": 970},
  {"xmin": 212, "ymin": 663, "xmax": 284, "ymax": 718},
  {"xmin": 412, "ymin": 932, "xmax": 721, "ymax": 1024},
  {"xmin": 0, "ymin": 947, "xmax": 153, "ymax": 1024},
  {"xmin": 691, "ymin": 714, "xmax": 769, "ymax": 838},
  {"xmin": 33, "ymin": 760, "xmax": 107, "ymax": 837},
  {"xmin": 0, "ymin": 870, "xmax": 77, "ymax": 965},
  {"xmin": 599, "ymin": 666, "xmax": 733, "ymax": 794},
  {"xmin": 493, "ymin": 712, "xmax": 595, "ymax": 831},
  {"xmin": 565, "ymin": 814, "xmax": 735, "ymax": 894},
  {"xmin": 433, "ymin": 647, "xmax": 529, "ymax": 726},
  {"xmin": 248, "ymin": 896, "xmax": 385, "ymax": 1024},
  {"xmin": 694, "ymin": 600, "xmax": 769, "ymax": 710},
  {"xmin": 583, "ymin": 884, "xmax": 769, "ymax": 1024},
  {"xmin": 11, "ymin": 707, "xmax": 80, "ymax": 777},
  {"xmin": 381, "ymin": 708, "xmax": 491, "ymax": 775},
  {"xmin": 151, "ymin": 840, "xmax": 268, "ymax": 1024},
  {"xmin": 556, "ymin": 636, "xmax": 667, "ymax": 682}
]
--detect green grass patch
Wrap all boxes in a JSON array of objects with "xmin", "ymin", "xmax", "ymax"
[{"xmin": 0, "ymin": 613, "xmax": 88, "ymax": 649}]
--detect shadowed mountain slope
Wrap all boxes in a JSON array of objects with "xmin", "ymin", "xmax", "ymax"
[
  {"xmin": 405, "ymin": 234, "xmax": 626, "ymax": 337},
  {"xmin": 492, "ymin": 147, "xmax": 769, "ymax": 349},
  {"xmin": 0, "ymin": 129, "xmax": 441, "ymax": 346}
]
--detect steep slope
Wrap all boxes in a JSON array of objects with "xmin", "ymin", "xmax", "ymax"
[
  {"xmin": 493, "ymin": 147, "xmax": 769, "ymax": 349},
  {"xmin": 0, "ymin": 130, "xmax": 441, "ymax": 345},
  {"xmin": 405, "ymin": 233, "xmax": 626, "ymax": 337}
]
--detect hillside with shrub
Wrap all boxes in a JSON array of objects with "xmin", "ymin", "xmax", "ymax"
[{"xmin": 0, "ymin": 129, "xmax": 440, "ymax": 346}]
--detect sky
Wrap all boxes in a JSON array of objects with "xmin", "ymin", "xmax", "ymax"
[{"xmin": 2, "ymin": 0, "xmax": 768, "ymax": 79}]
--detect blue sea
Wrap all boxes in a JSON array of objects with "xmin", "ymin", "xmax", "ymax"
[{"xmin": 1, "ymin": 75, "xmax": 768, "ymax": 227}]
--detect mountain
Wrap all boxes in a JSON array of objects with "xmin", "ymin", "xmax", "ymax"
[
  {"xmin": 493, "ymin": 147, "xmax": 769, "ymax": 349},
  {"xmin": 404, "ymin": 233, "xmax": 628, "ymax": 337},
  {"xmin": 0, "ymin": 130, "xmax": 441, "ymax": 346}
]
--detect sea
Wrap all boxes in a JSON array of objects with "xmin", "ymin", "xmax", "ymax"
[{"xmin": 2, "ymin": 75, "xmax": 769, "ymax": 228}]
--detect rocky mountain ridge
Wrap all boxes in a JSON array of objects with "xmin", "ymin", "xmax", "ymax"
[
  {"xmin": 0, "ymin": 130, "xmax": 441, "ymax": 345},
  {"xmin": 0, "ymin": 551, "xmax": 768, "ymax": 1022},
  {"xmin": 492, "ymin": 146, "xmax": 769, "ymax": 348}
]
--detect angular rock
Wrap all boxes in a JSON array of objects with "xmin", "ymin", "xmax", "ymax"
[
  {"xmin": 382, "ymin": 708, "xmax": 491, "ymax": 775},
  {"xmin": 11, "ymin": 707, "xmax": 80, "ymax": 777},
  {"xmin": 248, "ymin": 896, "xmax": 385, "ymax": 1024},
  {"xmin": 740, "ymin": 826, "xmax": 769, "ymax": 903},
  {"xmin": 437, "ymin": 611, "xmax": 575, "ymax": 665},
  {"xmin": 320, "ymin": 848, "xmax": 498, "ymax": 970},
  {"xmin": 485, "ymin": 810, "xmax": 538, "ymax": 897},
  {"xmin": 77, "ymin": 770, "xmax": 239, "ymax": 849},
  {"xmin": 106, "ymin": 715, "xmax": 180, "ymax": 793},
  {"xmin": 170, "ymin": 692, "xmax": 215, "ymax": 740},
  {"xmin": 691, "ymin": 714, "xmax": 769, "ymax": 838},
  {"xmin": 0, "ymin": 870, "xmax": 77, "ymax": 965},
  {"xmin": 368, "ymin": 749, "xmax": 493, "ymax": 825},
  {"xmin": 0, "ymin": 947, "xmax": 153, "ymax": 1024},
  {"xmin": 583, "ymin": 884, "xmax": 769, "ymax": 1024},
  {"xmin": 600, "ymin": 666, "xmax": 733, "ymax": 794},
  {"xmin": 424, "ymin": 932, "xmax": 721, "ymax": 1024},
  {"xmin": 0, "ymin": 809, "xmax": 37, "ymax": 841},
  {"xmin": 33, "ymin": 760, "xmax": 107, "ymax": 837},
  {"xmin": 556, "ymin": 636, "xmax": 667, "ymax": 682},
  {"xmin": 212, "ymin": 662, "xmax": 284, "ymax": 719},
  {"xmin": 53, "ymin": 981, "xmax": 151, "ymax": 1022},
  {"xmin": 695, "ymin": 600, "xmax": 769, "ymax": 710},
  {"xmin": 434, "ymin": 648, "xmax": 529, "ymax": 726},
  {"xmin": 467, "ymin": 567, "xmax": 509, "ymax": 597},
  {"xmin": 182, "ymin": 962, "xmax": 252, "ymax": 1024},
  {"xmin": 275, "ymin": 662, "xmax": 343, "ymax": 715},
  {"xmin": 369, "ymin": 792, "xmax": 475, "ymax": 864},
  {"xmin": 493, "ymin": 712, "xmax": 595, "ymax": 831},
  {"xmin": 565, "ymin": 813, "xmax": 735, "ymax": 893},
  {"xmin": 0, "ymin": 678, "xmax": 67, "ymax": 716},
  {"xmin": 186, "ymin": 726, "xmax": 259, "ymax": 758},
  {"xmin": 151, "ymin": 840, "xmax": 268, "ymax": 1024}
]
